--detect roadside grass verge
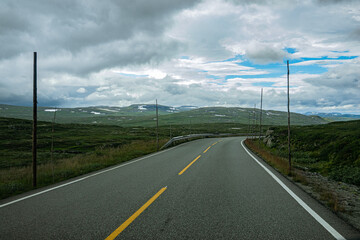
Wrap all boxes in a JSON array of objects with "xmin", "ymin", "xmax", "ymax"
[
  {"xmin": 264, "ymin": 120, "xmax": 360, "ymax": 186},
  {"xmin": 0, "ymin": 139, "xmax": 167, "ymax": 200},
  {"xmin": 244, "ymin": 139, "xmax": 344, "ymax": 213},
  {"xmin": 244, "ymin": 139, "xmax": 291, "ymax": 176}
]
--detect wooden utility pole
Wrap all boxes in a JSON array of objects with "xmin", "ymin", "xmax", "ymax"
[
  {"xmin": 32, "ymin": 52, "xmax": 37, "ymax": 187},
  {"xmin": 287, "ymin": 60, "xmax": 291, "ymax": 173},
  {"xmin": 259, "ymin": 88, "xmax": 263, "ymax": 144},
  {"xmin": 156, "ymin": 99, "xmax": 159, "ymax": 151}
]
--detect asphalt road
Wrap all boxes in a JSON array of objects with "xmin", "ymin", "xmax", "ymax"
[{"xmin": 1, "ymin": 137, "xmax": 359, "ymax": 239}]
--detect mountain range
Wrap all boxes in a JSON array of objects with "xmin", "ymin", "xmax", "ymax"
[
  {"xmin": 304, "ymin": 112, "xmax": 360, "ymax": 121},
  {"xmin": 0, "ymin": 104, "xmax": 328, "ymax": 127}
]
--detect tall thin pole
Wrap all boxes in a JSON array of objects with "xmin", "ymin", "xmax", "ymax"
[
  {"xmin": 32, "ymin": 52, "xmax": 37, "ymax": 188},
  {"xmin": 156, "ymin": 99, "xmax": 159, "ymax": 151},
  {"xmin": 51, "ymin": 107, "xmax": 57, "ymax": 183},
  {"xmin": 259, "ymin": 88, "xmax": 263, "ymax": 144},
  {"xmin": 252, "ymin": 104, "xmax": 256, "ymax": 139},
  {"xmin": 287, "ymin": 60, "xmax": 291, "ymax": 173},
  {"xmin": 247, "ymin": 110, "xmax": 251, "ymax": 139}
]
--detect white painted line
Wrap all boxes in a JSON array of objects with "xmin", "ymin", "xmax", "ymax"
[
  {"xmin": 0, "ymin": 146, "xmax": 178, "ymax": 208},
  {"xmin": 241, "ymin": 140, "xmax": 346, "ymax": 240}
]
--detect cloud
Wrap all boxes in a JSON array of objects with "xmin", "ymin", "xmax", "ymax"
[
  {"xmin": 76, "ymin": 88, "xmax": 87, "ymax": 94},
  {"xmin": 164, "ymin": 83, "xmax": 188, "ymax": 95},
  {"xmin": 244, "ymin": 42, "xmax": 287, "ymax": 64},
  {"xmin": 305, "ymin": 60, "xmax": 360, "ymax": 89},
  {"xmin": 0, "ymin": 0, "xmax": 359, "ymax": 114},
  {"xmin": 0, "ymin": 0, "xmax": 201, "ymax": 59},
  {"xmin": 0, "ymin": 0, "xmax": 200, "ymax": 79}
]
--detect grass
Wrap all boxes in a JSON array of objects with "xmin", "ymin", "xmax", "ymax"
[
  {"xmin": 244, "ymin": 139, "xmax": 343, "ymax": 213},
  {"xmin": 0, "ymin": 117, "xmax": 248, "ymax": 200},
  {"xmin": 244, "ymin": 138, "xmax": 291, "ymax": 176},
  {"xmin": 262, "ymin": 120, "xmax": 360, "ymax": 186},
  {"xmin": 248, "ymin": 120, "xmax": 360, "ymax": 212},
  {"xmin": 0, "ymin": 139, "xmax": 167, "ymax": 199}
]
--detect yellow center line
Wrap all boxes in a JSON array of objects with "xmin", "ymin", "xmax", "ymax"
[
  {"xmin": 211, "ymin": 142, "xmax": 217, "ymax": 146},
  {"xmin": 105, "ymin": 187, "xmax": 167, "ymax": 240},
  {"xmin": 203, "ymin": 146, "xmax": 211, "ymax": 153},
  {"xmin": 178, "ymin": 155, "xmax": 201, "ymax": 175}
]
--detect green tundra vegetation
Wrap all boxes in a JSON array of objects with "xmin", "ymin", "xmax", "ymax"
[
  {"xmin": 0, "ymin": 117, "xmax": 247, "ymax": 199},
  {"xmin": 1, "ymin": 112, "xmax": 358, "ymax": 200},
  {"xmin": 261, "ymin": 120, "xmax": 360, "ymax": 186}
]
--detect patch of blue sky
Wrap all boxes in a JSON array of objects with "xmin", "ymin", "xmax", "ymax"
[
  {"xmin": 284, "ymin": 47, "xmax": 297, "ymax": 54},
  {"xmin": 290, "ymin": 56, "xmax": 357, "ymax": 66},
  {"xmin": 289, "ymin": 55, "xmax": 358, "ymax": 74},
  {"xmin": 220, "ymin": 54, "xmax": 358, "ymax": 80},
  {"xmin": 299, "ymin": 56, "xmax": 357, "ymax": 61},
  {"xmin": 290, "ymin": 64, "xmax": 328, "ymax": 75},
  {"xmin": 180, "ymin": 56, "xmax": 189, "ymax": 59},
  {"xmin": 334, "ymin": 56, "xmax": 357, "ymax": 60},
  {"xmin": 331, "ymin": 50, "xmax": 350, "ymax": 53},
  {"xmin": 251, "ymin": 82, "xmax": 275, "ymax": 87},
  {"xmin": 234, "ymin": 57, "xmax": 285, "ymax": 69},
  {"xmin": 227, "ymin": 54, "xmax": 357, "ymax": 65}
]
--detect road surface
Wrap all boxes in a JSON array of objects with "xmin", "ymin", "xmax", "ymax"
[{"xmin": 1, "ymin": 137, "xmax": 359, "ymax": 239}]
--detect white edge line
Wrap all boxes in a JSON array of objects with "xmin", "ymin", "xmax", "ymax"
[
  {"xmin": 0, "ymin": 146, "xmax": 177, "ymax": 208},
  {"xmin": 241, "ymin": 140, "xmax": 346, "ymax": 240}
]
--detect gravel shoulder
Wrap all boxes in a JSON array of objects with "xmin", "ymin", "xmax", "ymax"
[{"xmin": 290, "ymin": 169, "xmax": 360, "ymax": 231}]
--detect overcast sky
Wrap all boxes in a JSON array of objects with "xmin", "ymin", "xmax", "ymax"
[{"xmin": 0, "ymin": 0, "xmax": 359, "ymax": 113}]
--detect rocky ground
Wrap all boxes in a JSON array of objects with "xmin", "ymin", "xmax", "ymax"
[{"xmin": 289, "ymin": 170, "xmax": 360, "ymax": 231}]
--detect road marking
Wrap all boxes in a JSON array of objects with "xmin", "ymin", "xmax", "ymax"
[
  {"xmin": 203, "ymin": 146, "xmax": 211, "ymax": 153},
  {"xmin": 241, "ymin": 140, "xmax": 346, "ymax": 240},
  {"xmin": 105, "ymin": 187, "xmax": 167, "ymax": 240},
  {"xmin": 178, "ymin": 155, "xmax": 201, "ymax": 175},
  {"xmin": 0, "ymin": 146, "xmax": 178, "ymax": 208},
  {"xmin": 211, "ymin": 142, "xmax": 217, "ymax": 146}
]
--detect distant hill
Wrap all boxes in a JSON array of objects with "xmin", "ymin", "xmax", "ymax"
[
  {"xmin": 304, "ymin": 112, "xmax": 360, "ymax": 122},
  {"xmin": 0, "ymin": 104, "xmax": 327, "ymax": 126}
]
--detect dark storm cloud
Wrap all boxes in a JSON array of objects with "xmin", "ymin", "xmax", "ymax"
[
  {"xmin": 0, "ymin": 0, "xmax": 200, "ymax": 62},
  {"xmin": 42, "ymin": 36, "xmax": 183, "ymax": 76}
]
